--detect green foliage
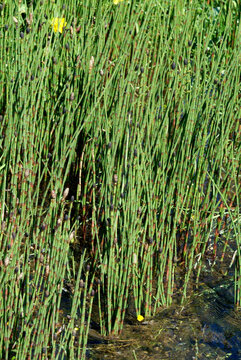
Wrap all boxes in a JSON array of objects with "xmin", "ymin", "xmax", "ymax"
[{"xmin": 0, "ymin": 0, "xmax": 240, "ymax": 358}]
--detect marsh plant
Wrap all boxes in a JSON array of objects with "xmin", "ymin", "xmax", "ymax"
[{"xmin": 0, "ymin": 0, "xmax": 240, "ymax": 358}]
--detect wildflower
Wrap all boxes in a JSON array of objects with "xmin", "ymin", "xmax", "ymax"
[
  {"xmin": 113, "ymin": 0, "xmax": 124, "ymax": 4},
  {"xmin": 51, "ymin": 18, "xmax": 67, "ymax": 33},
  {"xmin": 137, "ymin": 314, "xmax": 144, "ymax": 322}
]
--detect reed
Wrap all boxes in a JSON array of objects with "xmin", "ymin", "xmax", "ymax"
[{"xmin": 0, "ymin": 0, "xmax": 240, "ymax": 358}]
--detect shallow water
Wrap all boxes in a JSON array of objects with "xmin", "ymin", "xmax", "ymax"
[
  {"xmin": 54, "ymin": 216, "xmax": 240, "ymax": 360},
  {"xmin": 86, "ymin": 277, "xmax": 241, "ymax": 360},
  {"xmin": 76, "ymin": 246, "xmax": 240, "ymax": 360},
  {"xmin": 83, "ymin": 222, "xmax": 241, "ymax": 359}
]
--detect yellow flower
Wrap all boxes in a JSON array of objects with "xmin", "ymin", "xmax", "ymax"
[
  {"xmin": 137, "ymin": 314, "xmax": 144, "ymax": 322},
  {"xmin": 113, "ymin": 0, "xmax": 124, "ymax": 4},
  {"xmin": 51, "ymin": 18, "xmax": 67, "ymax": 33}
]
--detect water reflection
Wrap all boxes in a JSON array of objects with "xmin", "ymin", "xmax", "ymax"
[{"xmin": 87, "ymin": 277, "xmax": 241, "ymax": 360}]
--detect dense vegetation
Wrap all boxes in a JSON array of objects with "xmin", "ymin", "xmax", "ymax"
[{"xmin": 0, "ymin": 0, "xmax": 240, "ymax": 358}]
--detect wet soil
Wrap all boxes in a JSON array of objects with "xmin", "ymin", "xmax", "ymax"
[{"xmin": 87, "ymin": 274, "xmax": 241, "ymax": 360}]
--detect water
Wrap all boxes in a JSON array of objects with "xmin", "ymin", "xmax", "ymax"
[
  {"xmin": 57, "ymin": 214, "xmax": 240, "ymax": 359},
  {"xmin": 86, "ymin": 275, "xmax": 241, "ymax": 359}
]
